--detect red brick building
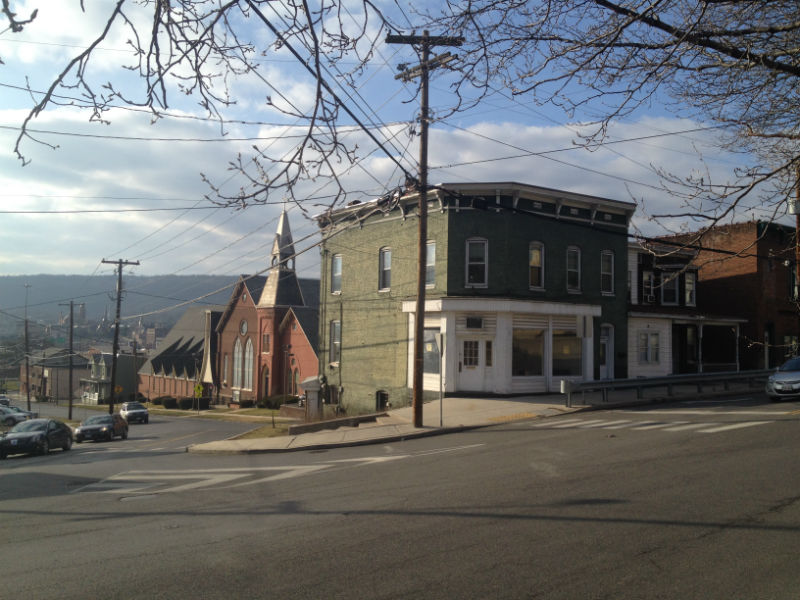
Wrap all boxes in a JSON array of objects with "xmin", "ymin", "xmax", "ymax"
[
  {"xmin": 210, "ymin": 210, "xmax": 319, "ymax": 405},
  {"xmin": 687, "ymin": 221, "xmax": 799, "ymax": 369},
  {"xmin": 138, "ymin": 306, "xmax": 222, "ymax": 402}
]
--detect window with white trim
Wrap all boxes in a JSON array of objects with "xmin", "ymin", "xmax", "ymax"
[
  {"xmin": 642, "ymin": 271, "xmax": 655, "ymax": 302},
  {"xmin": 661, "ymin": 272, "xmax": 679, "ymax": 305},
  {"xmin": 566, "ymin": 246, "xmax": 581, "ymax": 292},
  {"xmin": 378, "ymin": 248, "xmax": 391, "ymax": 290},
  {"xmin": 600, "ymin": 250, "xmax": 614, "ymax": 294},
  {"xmin": 529, "ymin": 242, "xmax": 544, "ymax": 289},
  {"xmin": 331, "ymin": 254, "xmax": 342, "ymax": 294},
  {"xmin": 243, "ymin": 338, "xmax": 253, "ymax": 390},
  {"xmin": 466, "ymin": 238, "xmax": 488, "ymax": 287},
  {"xmin": 638, "ymin": 332, "xmax": 660, "ymax": 364},
  {"xmin": 233, "ymin": 339, "xmax": 243, "ymax": 388},
  {"xmin": 685, "ymin": 272, "xmax": 697, "ymax": 306},
  {"xmin": 426, "ymin": 241, "xmax": 436, "ymax": 287}
]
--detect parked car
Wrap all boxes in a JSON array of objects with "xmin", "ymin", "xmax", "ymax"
[
  {"xmin": 0, "ymin": 418, "xmax": 73, "ymax": 458},
  {"xmin": 120, "ymin": 401, "xmax": 149, "ymax": 424},
  {"xmin": 765, "ymin": 356, "xmax": 800, "ymax": 401},
  {"xmin": 74, "ymin": 414, "xmax": 129, "ymax": 443},
  {"xmin": 0, "ymin": 405, "xmax": 31, "ymax": 426},
  {"xmin": 0, "ymin": 395, "xmax": 11, "ymax": 406}
]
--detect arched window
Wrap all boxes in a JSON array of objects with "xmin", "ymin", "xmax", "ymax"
[
  {"xmin": 244, "ymin": 338, "xmax": 254, "ymax": 390},
  {"xmin": 233, "ymin": 338, "xmax": 243, "ymax": 388},
  {"xmin": 293, "ymin": 368, "xmax": 299, "ymax": 395}
]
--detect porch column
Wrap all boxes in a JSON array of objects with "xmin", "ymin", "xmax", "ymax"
[{"xmin": 698, "ymin": 323, "xmax": 704, "ymax": 373}]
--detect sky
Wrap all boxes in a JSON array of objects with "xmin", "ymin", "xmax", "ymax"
[{"xmin": 0, "ymin": 0, "xmax": 772, "ymax": 287}]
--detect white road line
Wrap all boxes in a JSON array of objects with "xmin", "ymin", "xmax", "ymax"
[
  {"xmin": 550, "ymin": 419, "xmax": 607, "ymax": 428},
  {"xmin": 620, "ymin": 409, "xmax": 785, "ymax": 416},
  {"xmin": 661, "ymin": 422, "xmax": 713, "ymax": 432},
  {"xmin": 581, "ymin": 420, "xmax": 631, "ymax": 428},
  {"xmin": 697, "ymin": 421, "xmax": 771, "ymax": 434},
  {"xmin": 532, "ymin": 417, "xmax": 584, "ymax": 427}
]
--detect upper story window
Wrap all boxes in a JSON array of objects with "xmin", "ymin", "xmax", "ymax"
[
  {"xmin": 600, "ymin": 250, "xmax": 614, "ymax": 295},
  {"xmin": 529, "ymin": 242, "xmax": 544, "ymax": 289},
  {"xmin": 685, "ymin": 272, "xmax": 697, "ymax": 306},
  {"xmin": 661, "ymin": 272, "xmax": 679, "ymax": 305},
  {"xmin": 426, "ymin": 241, "xmax": 436, "ymax": 287},
  {"xmin": 466, "ymin": 238, "xmax": 488, "ymax": 288},
  {"xmin": 378, "ymin": 247, "xmax": 391, "ymax": 291},
  {"xmin": 331, "ymin": 254, "xmax": 342, "ymax": 294},
  {"xmin": 642, "ymin": 271, "xmax": 655, "ymax": 303},
  {"xmin": 566, "ymin": 246, "xmax": 581, "ymax": 292}
]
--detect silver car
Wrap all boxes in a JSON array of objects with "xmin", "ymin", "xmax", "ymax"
[
  {"xmin": 0, "ymin": 405, "xmax": 33, "ymax": 426},
  {"xmin": 765, "ymin": 357, "xmax": 800, "ymax": 401}
]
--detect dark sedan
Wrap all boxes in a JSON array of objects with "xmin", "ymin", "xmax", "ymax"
[
  {"xmin": 0, "ymin": 418, "xmax": 73, "ymax": 458},
  {"xmin": 74, "ymin": 414, "xmax": 129, "ymax": 443}
]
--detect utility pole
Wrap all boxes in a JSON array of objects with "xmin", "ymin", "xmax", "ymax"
[
  {"xmin": 59, "ymin": 300, "xmax": 75, "ymax": 420},
  {"xmin": 102, "ymin": 259, "xmax": 139, "ymax": 414},
  {"xmin": 387, "ymin": 31, "xmax": 463, "ymax": 428},
  {"xmin": 24, "ymin": 283, "xmax": 31, "ymax": 411}
]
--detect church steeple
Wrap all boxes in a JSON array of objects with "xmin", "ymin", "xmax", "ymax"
[
  {"xmin": 258, "ymin": 205, "xmax": 304, "ymax": 308},
  {"xmin": 270, "ymin": 205, "xmax": 296, "ymax": 271}
]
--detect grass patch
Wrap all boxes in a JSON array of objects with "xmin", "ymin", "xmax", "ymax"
[{"xmin": 233, "ymin": 423, "xmax": 289, "ymax": 439}]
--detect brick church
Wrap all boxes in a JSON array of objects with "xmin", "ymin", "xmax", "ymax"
[{"xmin": 204, "ymin": 208, "xmax": 319, "ymax": 405}]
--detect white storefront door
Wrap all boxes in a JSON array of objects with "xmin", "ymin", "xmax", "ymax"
[{"xmin": 458, "ymin": 338, "xmax": 485, "ymax": 391}]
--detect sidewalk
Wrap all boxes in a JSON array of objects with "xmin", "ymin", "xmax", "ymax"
[{"xmin": 188, "ymin": 394, "xmax": 579, "ymax": 454}]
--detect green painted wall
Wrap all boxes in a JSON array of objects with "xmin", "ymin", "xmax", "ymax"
[{"xmin": 319, "ymin": 201, "xmax": 630, "ymax": 414}]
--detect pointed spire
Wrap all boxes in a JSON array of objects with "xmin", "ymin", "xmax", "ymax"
[
  {"xmin": 258, "ymin": 205, "xmax": 304, "ymax": 308},
  {"xmin": 270, "ymin": 204, "xmax": 296, "ymax": 272}
]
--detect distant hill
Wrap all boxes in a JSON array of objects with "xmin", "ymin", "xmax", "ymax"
[{"xmin": 0, "ymin": 274, "xmax": 246, "ymax": 330}]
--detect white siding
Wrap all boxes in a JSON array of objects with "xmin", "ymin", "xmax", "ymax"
[{"xmin": 627, "ymin": 317, "xmax": 671, "ymax": 377}]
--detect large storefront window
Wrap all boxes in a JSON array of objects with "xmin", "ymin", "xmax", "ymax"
[
  {"xmin": 423, "ymin": 328, "xmax": 440, "ymax": 374},
  {"xmin": 512, "ymin": 329, "xmax": 544, "ymax": 376},
  {"xmin": 553, "ymin": 330, "xmax": 582, "ymax": 376}
]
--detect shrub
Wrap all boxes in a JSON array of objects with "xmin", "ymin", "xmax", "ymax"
[
  {"xmin": 161, "ymin": 396, "xmax": 178, "ymax": 409},
  {"xmin": 178, "ymin": 397, "xmax": 194, "ymax": 410},
  {"xmin": 239, "ymin": 398, "xmax": 255, "ymax": 409}
]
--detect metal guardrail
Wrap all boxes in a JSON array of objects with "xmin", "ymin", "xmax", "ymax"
[{"xmin": 560, "ymin": 369, "xmax": 772, "ymax": 408}]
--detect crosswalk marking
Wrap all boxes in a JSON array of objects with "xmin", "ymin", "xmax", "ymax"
[
  {"xmin": 582, "ymin": 420, "xmax": 631, "ymax": 428},
  {"xmin": 531, "ymin": 416, "xmax": 773, "ymax": 435},
  {"xmin": 662, "ymin": 422, "xmax": 712, "ymax": 432},
  {"xmin": 696, "ymin": 421, "xmax": 771, "ymax": 434}
]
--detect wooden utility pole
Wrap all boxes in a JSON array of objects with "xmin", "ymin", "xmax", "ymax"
[
  {"xmin": 102, "ymin": 259, "xmax": 139, "ymax": 414},
  {"xmin": 24, "ymin": 283, "xmax": 31, "ymax": 411},
  {"xmin": 387, "ymin": 31, "xmax": 462, "ymax": 428},
  {"xmin": 59, "ymin": 300, "xmax": 75, "ymax": 420}
]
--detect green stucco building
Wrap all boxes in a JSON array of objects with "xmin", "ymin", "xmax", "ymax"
[{"xmin": 316, "ymin": 182, "xmax": 635, "ymax": 414}]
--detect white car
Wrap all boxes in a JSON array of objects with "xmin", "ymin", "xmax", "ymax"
[
  {"xmin": 120, "ymin": 401, "xmax": 149, "ymax": 424},
  {"xmin": 765, "ymin": 357, "xmax": 800, "ymax": 401}
]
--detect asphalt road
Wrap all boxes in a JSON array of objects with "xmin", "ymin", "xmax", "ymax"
[{"xmin": 1, "ymin": 393, "xmax": 798, "ymax": 599}]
